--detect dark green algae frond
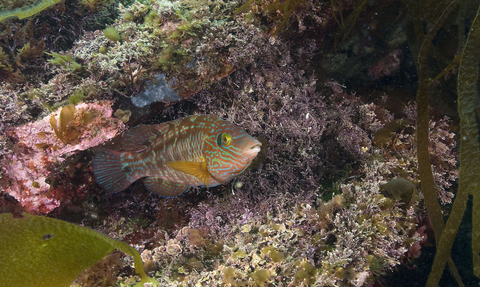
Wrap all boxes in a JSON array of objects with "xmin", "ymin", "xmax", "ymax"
[
  {"xmin": 0, "ymin": 212, "xmax": 157, "ymax": 287},
  {"xmin": 424, "ymin": 3, "xmax": 480, "ymax": 286}
]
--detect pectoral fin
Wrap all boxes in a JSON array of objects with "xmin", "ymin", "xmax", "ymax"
[{"xmin": 166, "ymin": 161, "xmax": 211, "ymax": 187}]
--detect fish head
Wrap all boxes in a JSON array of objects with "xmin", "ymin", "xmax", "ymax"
[{"xmin": 203, "ymin": 121, "xmax": 262, "ymax": 183}]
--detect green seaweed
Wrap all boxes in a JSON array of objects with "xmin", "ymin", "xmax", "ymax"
[
  {"xmin": 46, "ymin": 52, "xmax": 82, "ymax": 72},
  {"xmin": 0, "ymin": 0, "xmax": 63, "ymax": 22},
  {"xmin": 68, "ymin": 90, "xmax": 85, "ymax": 105},
  {"xmin": 235, "ymin": 0, "xmax": 304, "ymax": 36},
  {"xmin": 104, "ymin": 27, "xmax": 121, "ymax": 42},
  {"xmin": 0, "ymin": 212, "xmax": 157, "ymax": 287},
  {"xmin": 49, "ymin": 104, "xmax": 77, "ymax": 144},
  {"xmin": 332, "ymin": 0, "xmax": 368, "ymax": 50},
  {"xmin": 380, "ymin": 178, "xmax": 415, "ymax": 205}
]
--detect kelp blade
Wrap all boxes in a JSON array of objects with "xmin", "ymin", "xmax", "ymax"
[
  {"xmin": 413, "ymin": 0, "xmax": 464, "ymax": 286},
  {"xmin": 0, "ymin": 213, "xmax": 156, "ymax": 287},
  {"xmin": 455, "ymin": 3, "xmax": 480, "ymax": 278},
  {"xmin": 426, "ymin": 2, "xmax": 480, "ymax": 286},
  {"xmin": 402, "ymin": 0, "xmax": 452, "ymax": 24}
]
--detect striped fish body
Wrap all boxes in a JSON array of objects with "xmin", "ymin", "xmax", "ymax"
[{"xmin": 92, "ymin": 115, "xmax": 262, "ymax": 197}]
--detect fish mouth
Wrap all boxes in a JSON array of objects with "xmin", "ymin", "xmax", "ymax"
[{"xmin": 242, "ymin": 140, "xmax": 262, "ymax": 158}]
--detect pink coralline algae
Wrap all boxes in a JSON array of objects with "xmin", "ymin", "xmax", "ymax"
[{"xmin": 2, "ymin": 101, "xmax": 125, "ymax": 214}]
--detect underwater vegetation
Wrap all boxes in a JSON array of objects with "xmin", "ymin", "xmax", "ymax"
[
  {"xmin": 0, "ymin": 0, "xmax": 63, "ymax": 22},
  {"xmin": 399, "ymin": 0, "xmax": 480, "ymax": 285},
  {"xmin": 0, "ymin": 0, "xmax": 475, "ymax": 286},
  {"xmin": 3, "ymin": 101, "xmax": 125, "ymax": 213},
  {"xmin": 0, "ymin": 0, "xmax": 120, "ymax": 83},
  {"xmin": 0, "ymin": 212, "xmax": 156, "ymax": 287},
  {"xmin": 235, "ymin": 0, "xmax": 307, "ymax": 36}
]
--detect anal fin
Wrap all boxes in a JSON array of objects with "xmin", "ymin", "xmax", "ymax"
[{"xmin": 144, "ymin": 177, "xmax": 188, "ymax": 198}]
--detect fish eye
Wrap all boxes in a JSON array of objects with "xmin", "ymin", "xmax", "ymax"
[{"xmin": 221, "ymin": 133, "xmax": 232, "ymax": 146}]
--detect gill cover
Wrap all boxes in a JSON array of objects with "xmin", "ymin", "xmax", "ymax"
[{"xmin": 203, "ymin": 129, "xmax": 253, "ymax": 184}]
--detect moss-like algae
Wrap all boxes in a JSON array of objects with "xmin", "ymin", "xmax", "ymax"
[
  {"xmin": 0, "ymin": 212, "xmax": 157, "ymax": 287},
  {"xmin": 235, "ymin": 0, "xmax": 304, "ymax": 36},
  {"xmin": 46, "ymin": 52, "xmax": 82, "ymax": 72}
]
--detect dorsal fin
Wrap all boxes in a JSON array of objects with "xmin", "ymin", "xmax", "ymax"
[
  {"xmin": 143, "ymin": 177, "xmax": 188, "ymax": 197},
  {"xmin": 121, "ymin": 125, "xmax": 161, "ymax": 152}
]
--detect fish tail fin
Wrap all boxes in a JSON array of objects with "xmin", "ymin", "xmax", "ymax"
[{"xmin": 92, "ymin": 149, "xmax": 135, "ymax": 193}]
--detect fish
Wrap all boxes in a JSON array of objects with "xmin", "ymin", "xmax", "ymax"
[{"xmin": 92, "ymin": 115, "xmax": 262, "ymax": 197}]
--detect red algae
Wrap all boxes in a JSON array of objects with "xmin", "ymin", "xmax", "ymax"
[{"xmin": 2, "ymin": 101, "xmax": 125, "ymax": 214}]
